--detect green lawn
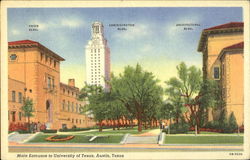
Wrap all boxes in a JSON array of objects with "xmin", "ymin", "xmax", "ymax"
[
  {"xmin": 91, "ymin": 136, "xmax": 123, "ymax": 143},
  {"xmin": 74, "ymin": 127, "xmax": 149, "ymax": 136},
  {"xmin": 28, "ymin": 134, "xmax": 123, "ymax": 143},
  {"xmin": 187, "ymin": 131, "xmax": 221, "ymax": 134},
  {"xmin": 164, "ymin": 136, "xmax": 243, "ymax": 144}
]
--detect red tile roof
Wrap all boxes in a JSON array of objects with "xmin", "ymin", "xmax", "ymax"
[
  {"xmin": 224, "ymin": 41, "xmax": 244, "ymax": 50},
  {"xmin": 198, "ymin": 22, "xmax": 243, "ymax": 52},
  {"xmin": 8, "ymin": 39, "xmax": 65, "ymax": 61},
  {"xmin": 204, "ymin": 22, "xmax": 243, "ymax": 31},
  {"xmin": 8, "ymin": 40, "xmax": 38, "ymax": 45}
]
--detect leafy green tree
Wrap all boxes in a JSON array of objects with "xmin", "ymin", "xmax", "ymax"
[
  {"xmin": 166, "ymin": 62, "xmax": 222, "ymax": 133},
  {"xmin": 110, "ymin": 64, "xmax": 163, "ymax": 132},
  {"xmin": 21, "ymin": 98, "xmax": 34, "ymax": 130},
  {"xmin": 165, "ymin": 86, "xmax": 186, "ymax": 124}
]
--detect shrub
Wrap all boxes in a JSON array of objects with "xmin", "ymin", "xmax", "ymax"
[
  {"xmin": 59, "ymin": 127, "xmax": 92, "ymax": 132},
  {"xmin": 224, "ymin": 112, "xmax": 238, "ymax": 133},
  {"xmin": 162, "ymin": 123, "xmax": 190, "ymax": 134},
  {"xmin": 203, "ymin": 112, "xmax": 238, "ymax": 133},
  {"xmin": 41, "ymin": 129, "xmax": 57, "ymax": 133},
  {"xmin": 17, "ymin": 130, "xmax": 32, "ymax": 134},
  {"xmin": 9, "ymin": 122, "xmax": 29, "ymax": 132}
]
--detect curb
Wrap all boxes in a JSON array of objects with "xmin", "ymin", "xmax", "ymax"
[{"xmin": 120, "ymin": 133, "xmax": 130, "ymax": 144}]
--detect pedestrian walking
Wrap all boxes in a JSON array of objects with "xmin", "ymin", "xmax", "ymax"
[
  {"xmin": 30, "ymin": 122, "xmax": 34, "ymax": 133},
  {"xmin": 37, "ymin": 122, "xmax": 41, "ymax": 132}
]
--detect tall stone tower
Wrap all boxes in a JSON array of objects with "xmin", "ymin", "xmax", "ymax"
[{"xmin": 85, "ymin": 22, "xmax": 110, "ymax": 90}]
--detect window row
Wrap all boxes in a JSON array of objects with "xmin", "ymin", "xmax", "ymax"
[
  {"xmin": 46, "ymin": 75, "xmax": 55, "ymax": 90},
  {"xmin": 91, "ymin": 81, "xmax": 101, "ymax": 84},
  {"xmin": 91, "ymin": 49, "xmax": 101, "ymax": 53},
  {"xmin": 91, "ymin": 63, "xmax": 100, "ymax": 66},
  {"xmin": 11, "ymin": 91, "xmax": 22, "ymax": 103},
  {"xmin": 91, "ymin": 65, "xmax": 100, "ymax": 68},
  {"xmin": 40, "ymin": 52, "xmax": 57, "ymax": 68},
  {"xmin": 90, "ymin": 55, "xmax": 100, "ymax": 59},
  {"xmin": 71, "ymin": 118, "xmax": 85, "ymax": 124},
  {"xmin": 62, "ymin": 101, "xmax": 82, "ymax": 113},
  {"xmin": 91, "ymin": 60, "xmax": 101, "ymax": 62},
  {"xmin": 8, "ymin": 111, "xmax": 22, "ymax": 122},
  {"xmin": 62, "ymin": 88, "xmax": 78, "ymax": 97}
]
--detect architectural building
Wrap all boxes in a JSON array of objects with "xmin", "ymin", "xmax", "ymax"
[
  {"xmin": 8, "ymin": 40, "xmax": 94, "ymax": 129},
  {"xmin": 85, "ymin": 22, "xmax": 111, "ymax": 90},
  {"xmin": 198, "ymin": 22, "xmax": 244, "ymax": 126}
]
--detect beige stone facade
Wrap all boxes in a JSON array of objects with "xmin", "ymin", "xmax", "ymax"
[
  {"xmin": 8, "ymin": 40, "xmax": 95, "ymax": 129},
  {"xmin": 198, "ymin": 22, "xmax": 244, "ymax": 125}
]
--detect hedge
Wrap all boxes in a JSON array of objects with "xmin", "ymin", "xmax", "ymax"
[
  {"xmin": 162, "ymin": 123, "xmax": 190, "ymax": 134},
  {"xmin": 41, "ymin": 129, "xmax": 57, "ymax": 133}
]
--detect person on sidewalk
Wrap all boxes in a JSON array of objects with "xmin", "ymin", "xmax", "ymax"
[
  {"xmin": 30, "ymin": 122, "xmax": 35, "ymax": 133},
  {"xmin": 37, "ymin": 122, "xmax": 41, "ymax": 132}
]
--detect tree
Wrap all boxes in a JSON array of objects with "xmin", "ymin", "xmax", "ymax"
[
  {"xmin": 166, "ymin": 62, "xmax": 221, "ymax": 133},
  {"xmin": 110, "ymin": 64, "xmax": 163, "ymax": 132},
  {"xmin": 228, "ymin": 112, "xmax": 238, "ymax": 133},
  {"xmin": 165, "ymin": 87, "xmax": 186, "ymax": 124},
  {"xmin": 79, "ymin": 83, "xmax": 128, "ymax": 131},
  {"xmin": 21, "ymin": 98, "xmax": 34, "ymax": 131}
]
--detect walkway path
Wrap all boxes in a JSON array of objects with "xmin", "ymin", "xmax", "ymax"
[
  {"xmin": 8, "ymin": 133, "xmax": 33, "ymax": 143},
  {"xmin": 124, "ymin": 129, "xmax": 161, "ymax": 144}
]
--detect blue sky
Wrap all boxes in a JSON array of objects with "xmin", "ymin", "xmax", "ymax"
[{"xmin": 8, "ymin": 7, "xmax": 243, "ymax": 88}]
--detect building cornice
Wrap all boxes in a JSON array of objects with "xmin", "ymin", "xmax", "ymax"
[
  {"xmin": 197, "ymin": 27, "xmax": 243, "ymax": 52},
  {"xmin": 9, "ymin": 42, "xmax": 65, "ymax": 61}
]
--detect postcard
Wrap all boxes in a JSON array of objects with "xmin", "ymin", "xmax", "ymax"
[{"xmin": 1, "ymin": 0, "xmax": 250, "ymax": 160}]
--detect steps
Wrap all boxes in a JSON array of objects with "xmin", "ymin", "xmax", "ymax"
[{"xmin": 125, "ymin": 135, "xmax": 158, "ymax": 144}]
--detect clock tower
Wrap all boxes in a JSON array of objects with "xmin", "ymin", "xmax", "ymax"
[{"xmin": 85, "ymin": 22, "xmax": 110, "ymax": 90}]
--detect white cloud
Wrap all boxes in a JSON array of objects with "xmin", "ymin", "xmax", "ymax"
[
  {"xmin": 10, "ymin": 29, "xmax": 21, "ymax": 35},
  {"xmin": 113, "ymin": 23, "xmax": 150, "ymax": 41},
  {"xmin": 61, "ymin": 18, "xmax": 83, "ymax": 28}
]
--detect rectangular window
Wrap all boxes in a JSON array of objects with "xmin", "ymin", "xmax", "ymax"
[
  {"xmin": 12, "ymin": 91, "xmax": 16, "ymax": 102},
  {"xmin": 62, "ymin": 100, "xmax": 65, "ymax": 111},
  {"xmin": 12, "ymin": 111, "xmax": 16, "ymax": 122},
  {"xmin": 48, "ymin": 77, "xmax": 51, "ymax": 89},
  {"xmin": 68, "ymin": 101, "xmax": 70, "ymax": 111},
  {"xmin": 40, "ymin": 53, "xmax": 43, "ymax": 61},
  {"xmin": 54, "ymin": 60, "xmax": 56, "ymax": 68},
  {"xmin": 52, "ymin": 79, "xmax": 55, "ymax": 89},
  {"xmin": 72, "ymin": 102, "xmax": 74, "ymax": 112},
  {"xmin": 18, "ymin": 112, "xmax": 22, "ymax": 121},
  {"xmin": 18, "ymin": 92, "xmax": 22, "ymax": 103},
  {"xmin": 76, "ymin": 104, "xmax": 78, "ymax": 113},
  {"xmin": 213, "ymin": 67, "xmax": 220, "ymax": 79}
]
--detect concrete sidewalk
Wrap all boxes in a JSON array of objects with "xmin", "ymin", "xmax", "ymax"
[{"xmin": 9, "ymin": 142, "xmax": 243, "ymax": 152}]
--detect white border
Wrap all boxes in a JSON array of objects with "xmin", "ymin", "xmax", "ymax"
[{"xmin": 1, "ymin": 1, "xmax": 250, "ymax": 160}]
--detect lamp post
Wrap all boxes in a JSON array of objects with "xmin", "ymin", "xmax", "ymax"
[{"xmin": 168, "ymin": 111, "xmax": 172, "ymax": 134}]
